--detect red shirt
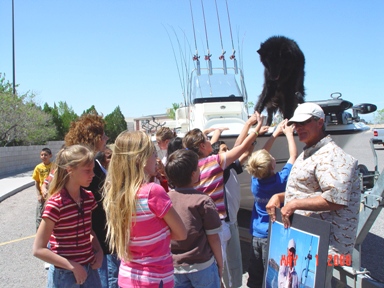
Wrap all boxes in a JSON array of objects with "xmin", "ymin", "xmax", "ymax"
[{"xmin": 43, "ymin": 188, "xmax": 97, "ymax": 265}]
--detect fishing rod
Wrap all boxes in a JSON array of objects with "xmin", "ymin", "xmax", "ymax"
[
  {"xmin": 171, "ymin": 25, "xmax": 193, "ymax": 107},
  {"xmin": 200, "ymin": 0, "xmax": 212, "ymax": 75},
  {"xmin": 173, "ymin": 26, "xmax": 195, "ymax": 107},
  {"xmin": 237, "ymin": 29, "xmax": 248, "ymax": 103},
  {"xmin": 189, "ymin": 0, "xmax": 201, "ymax": 76},
  {"xmin": 177, "ymin": 27, "xmax": 197, "ymax": 105},
  {"xmin": 225, "ymin": 0, "xmax": 238, "ymax": 74},
  {"xmin": 163, "ymin": 24, "xmax": 187, "ymax": 107},
  {"xmin": 301, "ymin": 236, "xmax": 314, "ymax": 286},
  {"xmin": 214, "ymin": 0, "xmax": 227, "ymax": 75}
]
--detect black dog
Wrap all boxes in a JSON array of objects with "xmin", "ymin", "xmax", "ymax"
[{"xmin": 254, "ymin": 36, "xmax": 305, "ymax": 125}]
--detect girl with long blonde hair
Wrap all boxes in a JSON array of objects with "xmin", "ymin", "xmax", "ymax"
[
  {"xmin": 33, "ymin": 145, "xmax": 103, "ymax": 287},
  {"xmin": 103, "ymin": 130, "xmax": 186, "ymax": 288}
]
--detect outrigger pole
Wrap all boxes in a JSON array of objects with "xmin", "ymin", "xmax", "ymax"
[
  {"xmin": 200, "ymin": 0, "xmax": 212, "ymax": 75},
  {"xmin": 225, "ymin": 0, "xmax": 238, "ymax": 74},
  {"xmin": 214, "ymin": 0, "xmax": 227, "ymax": 75},
  {"xmin": 189, "ymin": 0, "xmax": 201, "ymax": 76}
]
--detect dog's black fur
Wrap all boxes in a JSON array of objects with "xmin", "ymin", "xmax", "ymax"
[{"xmin": 255, "ymin": 36, "xmax": 305, "ymax": 125}]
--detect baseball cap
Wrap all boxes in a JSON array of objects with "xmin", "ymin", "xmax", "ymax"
[
  {"xmin": 287, "ymin": 103, "xmax": 325, "ymax": 126},
  {"xmin": 288, "ymin": 239, "xmax": 296, "ymax": 250}
]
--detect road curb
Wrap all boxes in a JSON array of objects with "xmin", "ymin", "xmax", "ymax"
[{"xmin": 0, "ymin": 181, "xmax": 34, "ymax": 203}]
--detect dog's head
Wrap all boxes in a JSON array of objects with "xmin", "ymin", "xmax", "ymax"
[{"xmin": 257, "ymin": 36, "xmax": 304, "ymax": 81}]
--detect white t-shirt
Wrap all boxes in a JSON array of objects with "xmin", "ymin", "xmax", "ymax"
[{"xmin": 225, "ymin": 169, "xmax": 241, "ymax": 224}]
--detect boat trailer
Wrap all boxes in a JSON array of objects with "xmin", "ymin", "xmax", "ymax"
[{"xmin": 333, "ymin": 138, "xmax": 384, "ymax": 288}]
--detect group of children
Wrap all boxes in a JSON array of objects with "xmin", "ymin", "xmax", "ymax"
[{"xmin": 32, "ymin": 111, "xmax": 297, "ymax": 288}]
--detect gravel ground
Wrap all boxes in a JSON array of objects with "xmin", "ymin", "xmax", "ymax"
[{"xmin": 0, "ymin": 186, "xmax": 47, "ymax": 287}]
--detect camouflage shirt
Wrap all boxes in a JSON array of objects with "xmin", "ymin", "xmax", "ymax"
[{"xmin": 285, "ymin": 135, "xmax": 360, "ymax": 255}]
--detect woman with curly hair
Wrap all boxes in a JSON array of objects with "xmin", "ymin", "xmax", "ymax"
[
  {"xmin": 103, "ymin": 130, "xmax": 186, "ymax": 288},
  {"xmin": 64, "ymin": 113, "xmax": 119, "ymax": 288}
]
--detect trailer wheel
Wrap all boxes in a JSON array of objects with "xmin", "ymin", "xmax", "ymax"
[
  {"xmin": 358, "ymin": 164, "xmax": 369, "ymax": 175},
  {"xmin": 358, "ymin": 164, "xmax": 374, "ymax": 189}
]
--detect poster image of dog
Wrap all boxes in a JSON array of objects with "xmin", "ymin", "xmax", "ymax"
[{"xmin": 255, "ymin": 36, "xmax": 305, "ymax": 125}]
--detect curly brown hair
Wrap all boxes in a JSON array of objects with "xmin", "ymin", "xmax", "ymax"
[{"xmin": 64, "ymin": 114, "xmax": 105, "ymax": 151}]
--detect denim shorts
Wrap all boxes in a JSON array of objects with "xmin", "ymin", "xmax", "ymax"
[
  {"xmin": 47, "ymin": 263, "xmax": 102, "ymax": 288},
  {"xmin": 98, "ymin": 254, "xmax": 120, "ymax": 288},
  {"xmin": 174, "ymin": 262, "xmax": 221, "ymax": 288}
]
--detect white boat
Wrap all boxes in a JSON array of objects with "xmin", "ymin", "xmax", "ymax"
[
  {"xmin": 171, "ymin": 65, "xmax": 384, "ymax": 286},
  {"xmin": 174, "ymin": 67, "xmax": 250, "ymax": 138},
  {"xmin": 166, "ymin": 3, "xmax": 383, "ymax": 285},
  {"xmin": 173, "ymin": 68, "xmax": 377, "ymax": 210}
]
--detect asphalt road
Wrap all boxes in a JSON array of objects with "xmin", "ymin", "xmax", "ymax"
[{"xmin": 0, "ymin": 130, "xmax": 383, "ymax": 287}]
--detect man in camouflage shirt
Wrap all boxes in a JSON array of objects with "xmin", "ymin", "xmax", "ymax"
[{"xmin": 266, "ymin": 103, "xmax": 360, "ymax": 285}]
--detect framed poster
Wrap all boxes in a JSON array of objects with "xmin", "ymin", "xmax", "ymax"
[{"xmin": 264, "ymin": 208, "xmax": 331, "ymax": 288}]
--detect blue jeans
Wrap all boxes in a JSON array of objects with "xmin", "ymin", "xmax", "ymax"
[
  {"xmin": 47, "ymin": 264, "xmax": 101, "ymax": 288},
  {"xmin": 174, "ymin": 262, "xmax": 221, "ymax": 288},
  {"xmin": 98, "ymin": 254, "xmax": 120, "ymax": 288},
  {"xmin": 247, "ymin": 237, "xmax": 268, "ymax": 288}
]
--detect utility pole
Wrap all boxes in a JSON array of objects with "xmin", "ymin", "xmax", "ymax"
[{"xmin": 12, "ymin": 0, "xmax": 16, "ymax": 95}]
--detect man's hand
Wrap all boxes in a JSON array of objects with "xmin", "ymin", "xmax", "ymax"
[
  {"xmin": 280, "ymin": 200, "xmax": 299, "ymax": 228},
  {"xmin": 266, "ymin": 194, "xmax": 280, "ymax": 222}
]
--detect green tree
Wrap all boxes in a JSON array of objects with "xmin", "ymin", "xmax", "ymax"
[
  {"xmin": 82, "ymin": 105, "xmax": 98, "ymax": 115},
  {"xmin": 58, "ymin": 101, "xmax": 78, "ymax": 135},
  {"xmin": 43, "ymin": 101, "xmax": 78, "ymax": 140},
  {"xmin": 0, "ymin": 74, "xmax": 56, "ymax": 146},
  {"xmin": 167, "ymin": 103, "xmax": 180, "ymax": 120},
  {"xmin": 104, "ymin": 106, "xmax": 127, "ymax": 143},
  {"xmin": 374, "ymin": 108, "xmax": 384, "ymax": 124},
  {"xmin": 0, "ymin": 73, "xmax": 15, "ymax": 93},
  {"xmin": 43, "ymin": 103, "xmax": 63, "ymax": 140}
]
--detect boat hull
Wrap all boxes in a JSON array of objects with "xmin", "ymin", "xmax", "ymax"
[{"xmin": 219, "ymin": 125, "xmax": 370, "ymax": 211}]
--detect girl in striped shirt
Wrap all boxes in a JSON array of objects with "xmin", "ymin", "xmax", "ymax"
[
  {"xmin": 103, "ymin": 131, "xmax": 187, "ymax": 288},
  {"xmin": 33, "ymin": 145, "xmax": 103, "ymax": 287}
]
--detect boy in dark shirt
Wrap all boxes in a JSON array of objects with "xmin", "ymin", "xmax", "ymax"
[{"xmin": 165, "ymin": 149, "xmax": 223, "ymax": 287}]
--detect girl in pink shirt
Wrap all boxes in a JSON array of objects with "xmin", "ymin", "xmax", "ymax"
[{"xmin": 103, "ymin": 131, "xmax": 187, "ymax": 288}]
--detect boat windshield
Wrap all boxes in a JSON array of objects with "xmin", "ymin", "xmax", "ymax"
[{"xmin": 191, "ymin": 73, "xmax": 242, "ymax": 102}]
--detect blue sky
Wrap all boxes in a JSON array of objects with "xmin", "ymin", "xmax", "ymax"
[{"xmin": 1, "ymin": 1, "xmax": 383, "ymax": 121}]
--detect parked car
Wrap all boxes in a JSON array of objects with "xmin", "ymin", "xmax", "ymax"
[{"xmin": 373, "ymin": 127, "xmax": 384, "ymax": 145}]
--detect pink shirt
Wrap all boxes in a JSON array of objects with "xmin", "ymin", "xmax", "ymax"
[
  {"xmin": 194, "ymin": 154, "xmax": 226, "ymax": 219},
  {"xmin": 118, "ymin": 183, "xmax": 174, "ymax": 288}
]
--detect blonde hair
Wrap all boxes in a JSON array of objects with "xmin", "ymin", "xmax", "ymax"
[
  {"xmin": 48, "ymin": 145, "xmax": 94, "ymax": 198},
  {"xmin": 103, "ymin": 130, "xmax": 155, "ymax": 261},
  {"xmin": 246, "ymin": 149, "xmax": 273, "ymax": 179}
]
